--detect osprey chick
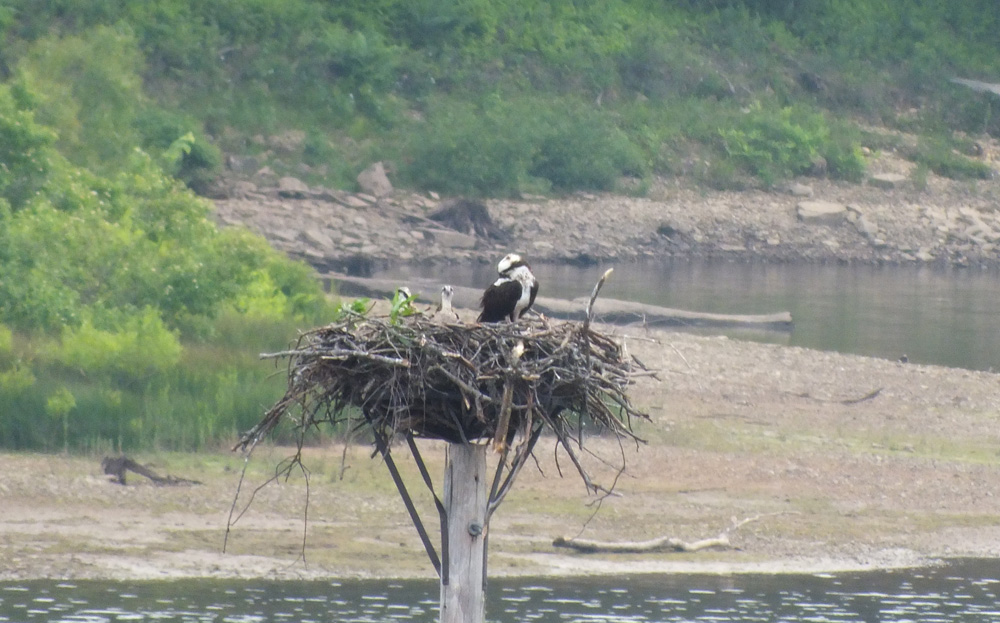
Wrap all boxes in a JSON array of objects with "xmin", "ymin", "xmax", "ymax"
[{"xmin": 431, "ymin": 285, "xmax": 461, "ymax": 323}]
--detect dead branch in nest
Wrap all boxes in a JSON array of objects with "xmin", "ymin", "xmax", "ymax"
[{"xmin": 235, "ymin": 307, "xmax": 649, "ymax": 493}]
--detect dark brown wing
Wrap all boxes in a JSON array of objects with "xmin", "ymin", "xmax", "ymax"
[{"xmin": 478, "ymin": 280, "xmax": 520, "ymax": 322}]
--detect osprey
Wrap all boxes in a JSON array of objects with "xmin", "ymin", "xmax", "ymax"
[
  {"xmin": 430, "ymin": 285, "xmax": 461, "ymax": 323},
  {"xmin": 478, "ymin": 253, "xmax": 539, "ymax": 323}
]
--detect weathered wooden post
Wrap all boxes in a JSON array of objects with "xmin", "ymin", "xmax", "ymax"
[{"xmin": 439, "ymin": 442, "xmax": 488, "ymax": 623}]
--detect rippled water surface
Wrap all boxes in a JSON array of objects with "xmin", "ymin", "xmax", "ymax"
[
  {"xmin": 3, "ymin": 559, "xmax": 999, "ymax": 622},
  {"xmin": 374, "ymin": 261, "xmax": 1000, "ymax": 370}
]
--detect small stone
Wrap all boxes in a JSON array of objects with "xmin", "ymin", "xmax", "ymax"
[
  {"xmin": 353, "ymin": 216, "xmax": 367, "ymax": 227},
  {"xmin": 341, "ymin": 195, "xmax": 370, "ymax": 209}
]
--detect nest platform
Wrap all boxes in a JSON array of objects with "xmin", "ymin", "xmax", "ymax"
[{"xmin": 236, "ymin": 312, "xmax": 648, "ymax": 452}]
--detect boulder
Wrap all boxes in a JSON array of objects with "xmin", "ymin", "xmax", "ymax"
[
  {"xmin": 787, "ymin": 183, "xmax": 814, "ymax": 197},
  {"xmin": 796, "ymin": 200, "xmax": 848, "ymax": 225},
  {"xmin": 869, "ymin": 173, "xmax": 908, "ymax": 189},
  {"xmin": 356, "ymin": 162, "xmax": 394, "ymax": 197},
  {"xmin": 856, "ymin": 216, "xmax": 879, "ymax": 238},
  {"xmin": 277, "ymin": 176, "xmax": 310, "ymax": 199},
  {"xmin": 301, "ymin": 229, "xmax": 334, "ymax": 249}
]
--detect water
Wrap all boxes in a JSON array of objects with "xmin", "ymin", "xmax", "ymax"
[
  {"xmin": 373, "ymin": 260, "xmax": 1000, "ymax": 371},
  {"xmin": 2, "ymin": 559, "xmax": 999, "ymax": 622}
]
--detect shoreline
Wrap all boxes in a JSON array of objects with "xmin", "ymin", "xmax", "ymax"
[
  {"xmin": 6, "ymin": 146, "xmax": 1000, "ymax": 582},
  {"xmin": 213, "ymin": 148, "xmax": 1000, "ymax": 275},
  {"xmin": 3, "ymin": 324, "xmax": 999, "ymax": 582}
]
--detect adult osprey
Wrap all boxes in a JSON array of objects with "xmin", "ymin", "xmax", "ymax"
[{"xmin": 478, "ymin": 253, "xmax": 539, "ymax": 323}]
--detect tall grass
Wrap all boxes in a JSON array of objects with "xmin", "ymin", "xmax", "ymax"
[{"xmin": 0, "ymin": 313, "xmax": 323, "ymax": 453}]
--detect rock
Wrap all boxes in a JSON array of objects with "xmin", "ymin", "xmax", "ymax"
[
  {"xmin": 277, "ymin": 176, "xmax": 310, "ymax": 199},
  {"xmin": 787, "ymin": 183, "xmax": 814, "ymax": 197},
  {"xmin": 869, "ymin": 173, "xmax": 907, "ymax": 189},
  {"xmin": 269, "ymin": 130, "xmax": 306, "ymax": 153},
  {"xmin": 301, "ymin": 229, "xmax": 334, "ymax": 249},
  {"xmin": 809, "ymin": 156, "xmax": 828, "ymax": 177},
  {"xmin": 856, "ymin": 216, "xmax": 879, "ymax": 238},
  {"xmin": 421, "ymin": 228, "xmax": 477, "ymax": 249},
  {"xmin": 231, "ymin": 180, "xmax": 259, "ymax": 198},
  {"xmin": 340, "ymin": 195, "xmax": 371, "ymax": 209},
  {"xmin": 657, "ymin": 222, "xmax": 691, "ymax": 238},
  {"xmin": 796, "ymin": 200, "xmax": 848, "ymax": 225},
  {"xmin": 356, "ymin": 162, "xmax": 393, "ymax": 197},
  {"xmin": 226, "ymin": 155, "xmax": 259, "ymax": 174}
]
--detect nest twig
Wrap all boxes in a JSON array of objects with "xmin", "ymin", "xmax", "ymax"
[{"xmin": 235, "ymin": 304, "xmax": 649, "ymax": 493}]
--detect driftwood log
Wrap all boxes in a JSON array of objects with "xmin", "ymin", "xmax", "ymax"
[
  {"xmin": 552, "ymin": 534, "xmax": 730, "ymax": 554},
  {"xmin": 552, "ymin": 513, "xmax": 792, "ymax": 555},
  {"xmin": 324, "ymin": 273, "xmax": 793, "ymax": 331},
  {"xmin": 101, "ymin": 456, "xmax": 202, "ymax": 486}
]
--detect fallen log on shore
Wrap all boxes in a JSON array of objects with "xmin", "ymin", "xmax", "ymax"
[{"xmin": 322, "ymin": 273, "xmax": 793, "ymax": 331}]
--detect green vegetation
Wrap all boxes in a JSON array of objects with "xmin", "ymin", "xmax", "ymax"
[
  {"xmin": 2, "ymin": 1, "xmax": 996, "ymax": 197},
  {"xmin": 0, "ymin": 34, "xmax": 337, "ymax": 452},
  {"xmin": 0, "ymin": 1, "xmax": 998, "ymax": 451}
]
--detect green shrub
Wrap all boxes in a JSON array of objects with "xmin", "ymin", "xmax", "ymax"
[
  {"xmin": 911, "ymin": 136, "xmax": 995, "ymax": 180},
  {"xmin": 15, "ymin": 25, "xmax": 145, "ymax": 174},
  {"xmin": 717, "ymin": 104, "xmax": 865, "ymax": 185},
  {"xmin": 56, "ymin": 308, "xmax": 182, "ymax": 381},
  {"xmin": 403, "ymin": 98, "xmax": 535, "ymax": 196},
  {"xmin": 135, "ymin": 107, "xmax": 222, "ymax": 193},
  {"xmin": 0, "ymin": 84, "xmax": 57, "ymax": 210},
  {"xmin": 530, "ymin": 105, "xmax": 646, "ymax": 191}
]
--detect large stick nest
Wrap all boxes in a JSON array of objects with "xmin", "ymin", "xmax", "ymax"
[{"xmin": 236, "ymin": 312, "xmax": 649, "ymax": 451}]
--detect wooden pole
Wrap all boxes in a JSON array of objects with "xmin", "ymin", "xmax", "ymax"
[{"xmin": 439, "ymin": 442, "xmax": 488, "ymax": 623}]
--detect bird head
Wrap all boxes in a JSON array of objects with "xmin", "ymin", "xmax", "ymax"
[
  {"xmin": 497, "ymin": 253, "xmax": 525, "ymax": 275},
  {"xmin": 440, "ymin": 285, "xmax": 454, "ymax": 302}
]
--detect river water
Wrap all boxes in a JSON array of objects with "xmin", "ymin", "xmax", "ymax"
[
  {"xmin": 374, "ymin": 261, "xmax": 1000, "ymax": 371},
  {"xmin": 3, "ymin": 559, "xmax": 999, "ymax": 622}
]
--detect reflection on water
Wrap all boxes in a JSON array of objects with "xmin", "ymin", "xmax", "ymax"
[
  {"xmin": 2, "ymin": 559, "xmax": 999, "ymax": 622},
  {"xmin": 375, "ymin": 261, "xmax": 1000, "ymax": 371}
]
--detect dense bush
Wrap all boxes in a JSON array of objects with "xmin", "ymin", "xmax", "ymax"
[
  {"xmin": 402, "ymin": 96, "xmax": 647, "ymax": 196},
  {"xmin": 0, "ymin": 67, "xmax": 333, "ymax": 451}
]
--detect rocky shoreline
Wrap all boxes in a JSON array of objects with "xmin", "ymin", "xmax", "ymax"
[{"xmin": 212, "ymin": 151, "xmax": 1000, "ymax": 274}]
